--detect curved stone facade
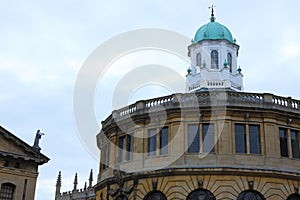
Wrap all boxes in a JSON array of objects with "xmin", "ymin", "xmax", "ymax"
[{"xmin": 95, "ymin": 91, "xmax": 300, "ymax": 200}]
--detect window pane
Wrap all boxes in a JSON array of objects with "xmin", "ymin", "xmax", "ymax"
[
  {"xmin": 227, "ymin": 53, "xmax": 232, "ymax": 73},
  {"xmin": 249, "ymin": 125, "xmax": 260, "ymax": 154},
  {"xmin": 211, "ymin": 50, "xmax": 219, "ymax": 69},
  {"xmin": 0, "ymin": 183, "xmax": 15, "ymax": 200},
  {"xmin": 202, "ymin": 124, "xmax": 215, "ymax": 153},
  {"xmin": 126, "ymin": 135, "xmax": 133, "ymax": 160},
  {"xmin": 148, "ymin": 129, "xmax": 157, "ymax": 157},
  {"xmin": 291, "ymin": 130, "xmax": 300, "ymax": 159},
  {"xmin": 196, "ymin": 53, "xmax": 202, "ymax": 67},
  {"xmin": 102, "ymin": 143, "xmax": 109, "ymax": 170},
  {"xmin": 279, "ymin": 128, "xmax": 288, "ymax": 157},
  {"xmin": 188, "ymin": 125, "xmax": 200, "ymax": 153},
  {"xmin": 160, "ymin": 127, "xmax": 168, "ymax": 155},
  {"xmin": 119, "ymin": 136, "xmax": 126, "ymax": 162},
  {"xmin": 235, "ymin": 124, "xmax": 246, "ymax": 153}
]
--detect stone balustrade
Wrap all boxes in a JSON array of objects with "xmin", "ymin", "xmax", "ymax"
[{"xmin": 102, "ymin": 91, "xmax": 300, "ymax": 126}]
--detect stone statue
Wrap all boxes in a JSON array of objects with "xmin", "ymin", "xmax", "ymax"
[{"xmin": 33, "ymin": 130, "xmax": 44, "ymax": 150}]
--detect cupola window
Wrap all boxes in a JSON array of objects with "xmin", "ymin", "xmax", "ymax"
[
  {"xmin": 227, "ymin": 53, "xmax": 232, "ymax": 72},
  {"xmin": 196, "ymin": 53, "xmax": 202, "ymax": 67},
  {"xmin": 211, "ymin": 50, "xmax": 219, "ymax": 69}
]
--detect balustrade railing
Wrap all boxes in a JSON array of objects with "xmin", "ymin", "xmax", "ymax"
[
  {"xmin": 145, "ymin": 96, "xmax": 173, "ymax": 108},
  {"xmin": 272, "ymin": 95, "xmax": 300, "ymax": 109},
  {"xmin": 228, "ymin": 92, "xmax": 264, "ymax": 104},
  {"xmin": 103, "ymin": 91, "xmax": 300, "ymax": 124},
  {"xmin": 119, "ymin": 105, "xmax": 137, "ymax": 116}
]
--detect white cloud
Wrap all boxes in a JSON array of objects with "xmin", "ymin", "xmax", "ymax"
[{"xmin": 281, "ymin": 44, "xmax": 300, "ymax": 61}]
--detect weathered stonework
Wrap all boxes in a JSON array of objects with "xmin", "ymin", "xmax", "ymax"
[
  {"xmin": 95, "ymin": 91, "xmax": 300, "ymax": 200},
  {"xmin": 0, "ymin": 126, "xmax": 49, "ymax": 200}
]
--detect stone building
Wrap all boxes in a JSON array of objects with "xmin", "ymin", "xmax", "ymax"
[
  {"xmin": 0, "ymin": 126, "xmax": 49, "ymax": 200},
  {"xmin": 55, "ymin": 170, "xmax": 96, "ymax": 200},
  {"xmin": 94, "ymin": 9, "xmax": 300, "ymax": 200}
]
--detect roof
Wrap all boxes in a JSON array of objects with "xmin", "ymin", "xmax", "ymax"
[
  {"xmin": 0, "ymin": 126, "xmax": 50, "ymax": 165},
  {"xmin": 193, "ymin": 11, "xmax": 235, "ymax": 44}
]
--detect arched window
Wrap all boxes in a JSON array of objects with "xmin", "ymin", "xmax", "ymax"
[
  {"xmin": 237, "ymin": 190, "xmax": 265, "ymax": 200},
  {"xmin": 196, "ymin": 53, "xmax": 202, "ymax": 67},
  {"xmin": 187, "ymin": 189, "xmax": 216, "ymax": 200},
  {"xmin": 287, "ymin": 194, "xmax": 300, "ymax": 200},
  {"xmin": 211, "ymin": 50, "xmax": 219, "ymax": 69},
  {"xmin": 0, "ymin": 183, "xmax": 15, "ymax": 200},
  {"xmin": 227, "ymin": 53, "xmax": 232, "ymax": 72},
  {"xmin": 144, "ymin": 191, "xmax": 167, "ymax": 200}
]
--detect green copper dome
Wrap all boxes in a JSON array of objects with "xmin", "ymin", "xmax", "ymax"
[{"xmin": 194, "ymin": 13, "xmax": 234, "ymax": 44}]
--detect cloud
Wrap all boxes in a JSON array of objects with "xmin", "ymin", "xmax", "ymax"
[
  {"xmin": 281, "ymin": 44, "xmax": 300, "ymax": 61},
  {"xmin": 1, "ymin": 1, "xmax": 300, "ymax": 200}
]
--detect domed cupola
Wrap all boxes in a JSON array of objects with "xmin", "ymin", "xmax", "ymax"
[
  {"xmin": 186, "ymin": 6, "xmax": 243, "ymax": 92},
  {"xmin": 194, "ymin": 13, "xmax": 234, "ymax": 44}
]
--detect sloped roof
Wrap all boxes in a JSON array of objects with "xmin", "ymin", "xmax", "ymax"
[{"xmin": 0, "ymin": 126, "xmax": 50, "ymax": 165}]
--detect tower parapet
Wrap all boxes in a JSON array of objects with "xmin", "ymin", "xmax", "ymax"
[{"xmin": 55, "ymin": 171, "xmax": 95, "ymax": 200}]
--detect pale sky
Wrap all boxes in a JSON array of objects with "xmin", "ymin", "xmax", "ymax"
[{"xmin": 1, "ymin": 1, "xmax": 300, "ymax": 199}]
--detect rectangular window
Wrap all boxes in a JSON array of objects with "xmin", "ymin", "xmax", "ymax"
[
  {"xmin": 119, "ymin": 136, "xmax": 126, "ymax": 162},
  {"xmin": 188, "ymin": 124, "xmax": 215, "ymax": 154},
  {"xmin": 102, "ymin": 143, "xmax": 109, "ymax": 170},
  {"xmin": 279, "ymin": 128, "xmax": 288, "ymax": 157},
  {"xmin": 160, "ymin": 127, "xmax": 168, "ymax": 155},
  {"xmin": 235, "ymin": 124, "xmax": 246, "ymax": 154},
  {"xmin": 148, "ymin": 129, "xmax": 157, "ymax": 157},
  {"xmin": 126, "ymin": 135, "xmax": 133, "ymax": 161},
  {"xmin": 188, "ymin": 124, "xmax": 200, "ymax": 153},
  {"xmin": 249, "ymin": 125, "xmax": 261, "ymax": 154},
  {"xmin": 118, "ymin": 135, "xmax": 133, "ymax": 162},
  {"xmin": 22, "ymin": 179, "xmax": 28, "ymax": 200},
  {"xmin": 202, "ymin": 124, "xmax": 215, "ymax": 153},
  {"xmin": 291, "ymin": 130, "xmax": 300, "ymax": 159}
]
